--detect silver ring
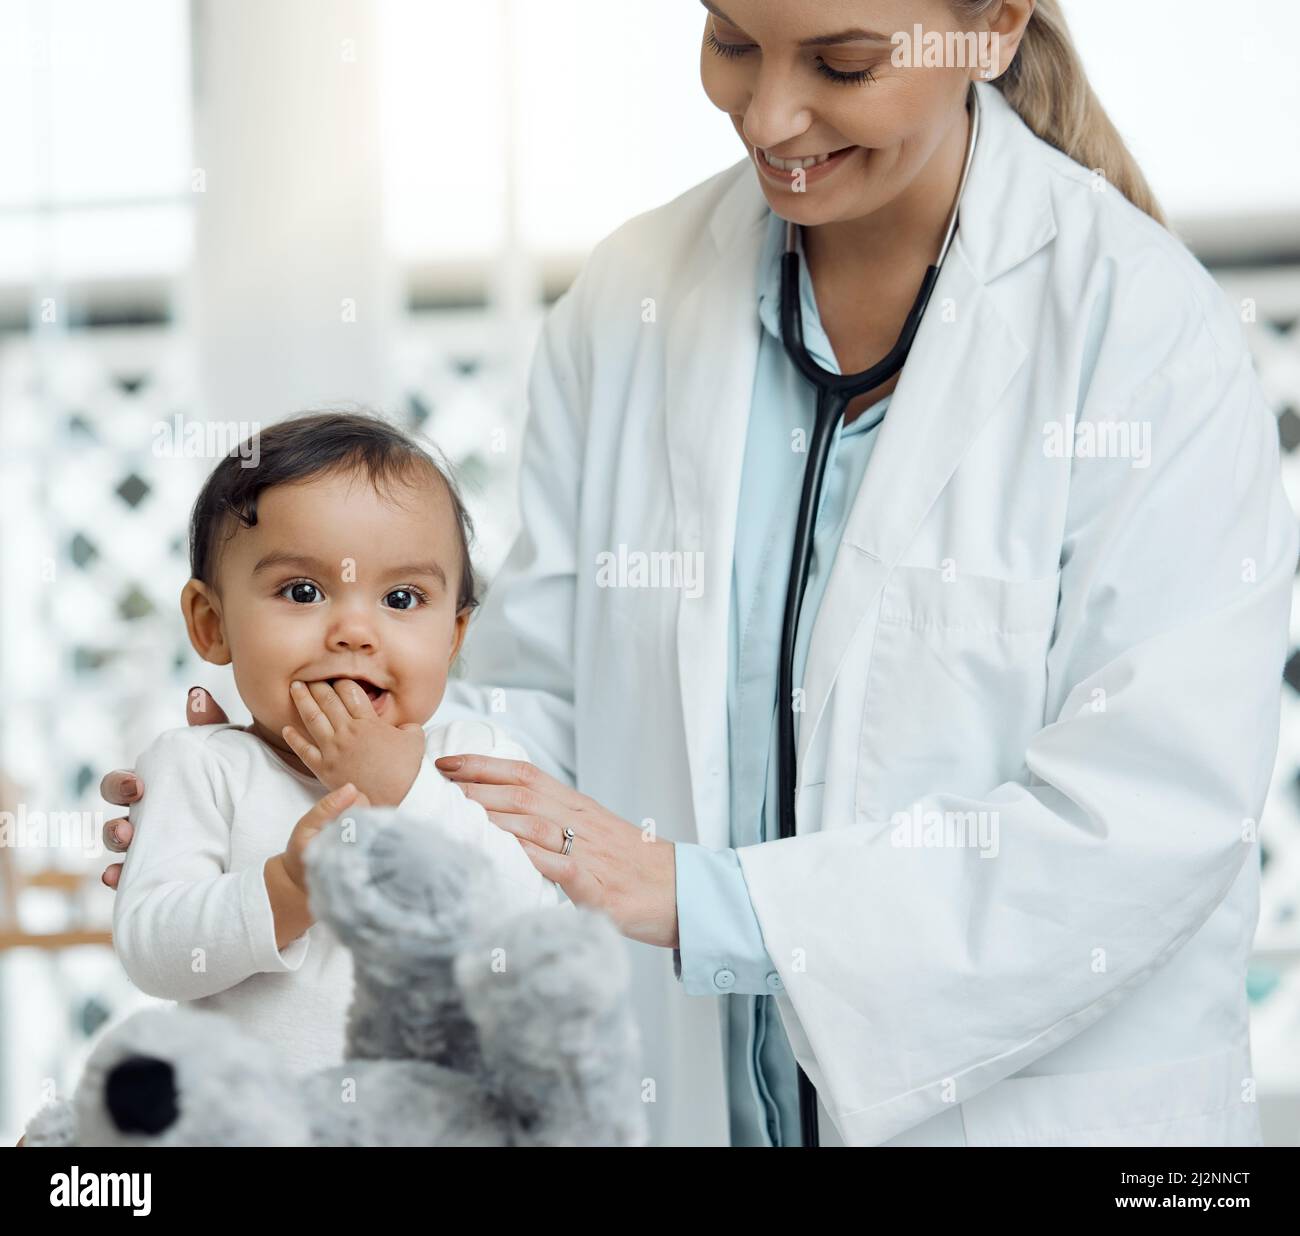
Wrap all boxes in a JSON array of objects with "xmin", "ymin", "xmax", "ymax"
[{"xmin": 560, "ymin": 827, "xmax": 575, "ymax": 857}]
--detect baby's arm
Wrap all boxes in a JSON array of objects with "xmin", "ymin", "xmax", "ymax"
[
  {"xmin": 399, "ymin": 719, "xmax": 564, "ymax": 914},
  {"xmin": 113, "ymin": 728, "xmax": 312, "ymax": 1000}
]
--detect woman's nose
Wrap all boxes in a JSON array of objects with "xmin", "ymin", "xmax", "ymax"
[{"xmin": 742, "ymin": 65, "xmax": 814, "ymax": 152}]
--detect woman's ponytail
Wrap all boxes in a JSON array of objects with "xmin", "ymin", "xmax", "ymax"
[{"xmin": 953, "ymin": 0, "xmax": 1167, "ymax": 227}]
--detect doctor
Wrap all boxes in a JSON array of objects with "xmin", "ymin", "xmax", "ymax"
[{"xmin": 101, "ymin": 0, "xmax": 1296, "ymax": 1146}]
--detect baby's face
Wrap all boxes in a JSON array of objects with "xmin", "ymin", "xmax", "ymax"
[{"xmin": 190, "ymin": 467, "xmax": 469, "ymax": 761}]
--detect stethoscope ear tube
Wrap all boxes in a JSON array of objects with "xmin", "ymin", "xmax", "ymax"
[{"xmin": 774, "ymin": 84, "xmax": 980, "ymax": 1149}]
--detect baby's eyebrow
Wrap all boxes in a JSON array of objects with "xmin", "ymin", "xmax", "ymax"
[
  {"xmin": 252, "ymin": 551, "xmax": 330, "ymax": 575},
  {"xmin": 385, "ymin": 561, "xmax": 448, "ymax": 589},
  {"xmin": 252, "ymin": 550, "xmax": 448, "ymax": 590}
]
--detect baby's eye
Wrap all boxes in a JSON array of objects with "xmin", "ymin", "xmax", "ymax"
[
  {"xmin": 383, "ymin": 588, "xmax": 425, "ymax": 611},
  {"xmin": 280, "ymin": 580, "xmax": 323, "ymax": 604}
]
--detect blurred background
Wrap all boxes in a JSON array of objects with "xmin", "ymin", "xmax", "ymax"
[{"xmin": 1, "ymin": 0, "xmax": 1298, "ymax": 1145}]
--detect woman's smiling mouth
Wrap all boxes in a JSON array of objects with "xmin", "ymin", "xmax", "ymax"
[{"xmin": 755, "ymin": 143, "xmax": 861, "ymax": 186}]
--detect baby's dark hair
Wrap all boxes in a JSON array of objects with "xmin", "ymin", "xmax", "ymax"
[{"xmin": 188, "ymin": 410, "xmax": 480, "ymax": 614}]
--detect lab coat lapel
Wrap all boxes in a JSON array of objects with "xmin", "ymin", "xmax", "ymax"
[
  {"xmin": 664, "ymin": 170, "xmax": 767, "ymax": 853},
  {"xmin": 664, "ymin": 83, "xmax": 1058, "ymax": 826},
  {"xmin": 795, "ymin": 81, "xmax": 1057, "ymax": 783},
  {"xmin": 795, "ymin": 251, "xmax": 1028, "ymax": 780}
]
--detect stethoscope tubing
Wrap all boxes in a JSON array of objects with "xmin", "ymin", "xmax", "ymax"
[{"xmin": 774, "ymin": 82, "xmax": 981, "ymax": 1148}]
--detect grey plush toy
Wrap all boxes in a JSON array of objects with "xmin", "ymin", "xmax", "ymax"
[{"xmin": 24, "ymin": 807, "xmax": 647, "ymax": 1147}]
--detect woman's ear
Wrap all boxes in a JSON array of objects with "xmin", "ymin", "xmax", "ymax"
[
  {"xmin": 181, "ymin": 579, "xmax": 232, "ymax": 665},
  {"xmin": 975, "ymin": 0, "xmax": 1036, "ymax": 82}
]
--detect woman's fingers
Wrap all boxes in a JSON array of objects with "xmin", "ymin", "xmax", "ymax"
[
  {"xmin": 485, "ymin": 809, "xmax": 566, "ymax": 852},
  {"xmin": 101, "ymin": 813, "xmax": 132, "ymax": 890},
  {"xmin": 102, "ymin": 816, "xmax": 133, "ymax": 853},
  {"xmin": 290, "ymin": 680, "xmax": 335, "ymax": 741},
  {"xmin": 434, "ymin": 755, "xmax": 589, "ymax": 811},
  {"xmin": 282, "ymin": 725, "xmax": 322, "ymax": 771},
  {"xmin": 186, "ymin": 686, "xmax": 229, "ymax": 726},
  {"xmin": 100, "ymin": 770, "xmax": 142, "ymax": 807},
  {"xmin": 513, "ymin": 838, "xmax": 601, "ymax": 904},
  {"xmin": 458, "ymin": 781, "xmax": 572, "ymax": 826}
]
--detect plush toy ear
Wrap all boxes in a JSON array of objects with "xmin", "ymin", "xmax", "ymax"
[
  {"xmin": 22, "ymin": 1097, "xmax": 76, "ymax": 1147},
  {"xmin": 454, "ymin": 907, "xmax": 648, "ymax": 1147},
  {"xmin": 305, "ymin": 810, "xmax": 491, "ymax": 1071}
]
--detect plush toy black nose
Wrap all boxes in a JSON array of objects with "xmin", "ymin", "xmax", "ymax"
[{"xmin": 105, "ymin": 1055, "xmax": 179, "ymax": 1135}]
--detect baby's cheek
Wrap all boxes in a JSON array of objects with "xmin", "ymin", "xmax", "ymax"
[
  {"xmin": 397, "ymin": 667, "xmax": 446, "ymax": 726},
  {"xmin": 232, "ymin": 664, "xmax": 294, "ymax": 734}
]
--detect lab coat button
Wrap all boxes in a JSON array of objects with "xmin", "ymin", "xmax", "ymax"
[
  {"xmin": 713, "ymin": 967, "xmax": 736, "ymax": 991},
  {"xmin": 765, "ymin": 971, "xmax": 783, "ymax": 992}
]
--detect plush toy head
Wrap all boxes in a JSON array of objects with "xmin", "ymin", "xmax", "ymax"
[{"xmin": 25, "ymin": 807, "xmax": 647, "ymax": 1147}]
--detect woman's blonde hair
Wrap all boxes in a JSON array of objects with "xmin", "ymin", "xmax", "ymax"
[{"xmin": 952, "ymin": 0, "xmax": 1167, "ymax": 226}]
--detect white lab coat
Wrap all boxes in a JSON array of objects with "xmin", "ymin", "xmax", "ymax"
[{"xmin": 436, "ymin": 80, "xmax": 1297, "ymax": 1145}]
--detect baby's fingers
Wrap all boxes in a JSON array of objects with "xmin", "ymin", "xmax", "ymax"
[
  {"xmin": 306, "ymin": 680, "xmax": 352, "ymax": 731},
  {"xmin": 333, "ymin": 678, "xmax": 377, "ymax": 719},
  {"xmin": 300, "ymin": 783, "xmax": 366, "ymax": 833},
  {"xmin": 290, "ymin": 680, "xmax": 335, "ymax": 742},
  {"xmin": 282, "ymin": 724, "xmax": 323, "ymax": 771}
]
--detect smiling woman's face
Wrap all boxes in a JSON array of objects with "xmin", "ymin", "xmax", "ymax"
[{"xmin": 698, "ymin": 0, "xmax": 983, "ymax": 229}]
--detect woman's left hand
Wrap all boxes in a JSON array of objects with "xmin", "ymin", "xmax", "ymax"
[{"xmin": 434, "ymin": 754, "xmax": 679, "ymax": 950}]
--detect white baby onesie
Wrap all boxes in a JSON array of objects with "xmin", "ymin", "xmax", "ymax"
[{"xmin": 113, "ymin": 718, "xmax": 559, "ymax": 1075}]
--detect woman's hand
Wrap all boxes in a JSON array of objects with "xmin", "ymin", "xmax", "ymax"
[
  {"xmin": 433, "ymin": 754, "xmax": 679, "ymax": 950},
  {"xmin": 99, "ymin": 687, "xmax": 230, "ymax": 889},
  {"xmin": 282, "ymin": 680, "xmax": 427, "ymax": 806}
]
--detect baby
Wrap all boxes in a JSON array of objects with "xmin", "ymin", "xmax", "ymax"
[{"xmin": 113, "ymin": 411, "xmax": 559, "ymax": 1075}]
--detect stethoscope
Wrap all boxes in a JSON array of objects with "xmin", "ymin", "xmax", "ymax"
[{"xmin": 775, "ymin": 82, "xmax": 981, "ymax": 1148}]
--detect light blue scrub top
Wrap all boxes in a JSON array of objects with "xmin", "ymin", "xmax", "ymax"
[{"xmin": 672, "ymin": 208, "xmax": 891, "ymax": 1146}]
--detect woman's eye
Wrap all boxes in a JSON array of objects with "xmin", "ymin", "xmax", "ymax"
[
  {"xmin": 280, "ymin": 581, "xmax": 323, "ymax": 604},
  {"xmin": 816, "ymin": 61, "xmax": 878, "ymax": 86},
  {"xmin": 706, "ymin": 27, "xmax": 877, "ymax": 86},
  {"xmin": 383, "ymin": 588, "xmax": 425, "ymax": 611},
  {"xmin": 705, "ymin": 28, "xmax": 752, "ymax": 59}
]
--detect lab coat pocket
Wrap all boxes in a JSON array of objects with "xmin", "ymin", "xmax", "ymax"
[
  {"xmin": 856, "ymin": 563, "xmax": 1061, "ymax": 822},
  {"xmin": 959, "ymin": 1046, "xmax": 1259, "ymax": 1146}
]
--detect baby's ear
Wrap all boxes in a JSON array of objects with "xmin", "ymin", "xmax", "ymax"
[
  {"xmin": 180, "ymin": 579, "xmax": 231, "ymax": 666},
  {"xmin": 448, "ymin": 606, "xmax": 472, "ymax": 666}
]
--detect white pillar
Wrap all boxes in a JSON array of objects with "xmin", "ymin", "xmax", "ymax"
[{"xmin": 186, "ymin": 0, "xmax": 396, "ymax": 425}]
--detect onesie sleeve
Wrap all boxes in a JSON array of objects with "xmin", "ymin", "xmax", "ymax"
[
  {"xmin": 112, "ymin": 728, "xmax": 310, "ymax": 1000},
  {"xmin": 397, "ymin": 720, "xmax": 564, "ymax": 915}
]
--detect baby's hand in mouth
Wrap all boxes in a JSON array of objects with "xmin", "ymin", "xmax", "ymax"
[{"xmin": 282, "ymin": 679, "xmax": 426, "ymax": 805}]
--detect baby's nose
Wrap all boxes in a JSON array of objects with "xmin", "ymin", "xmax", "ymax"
[{"xmin": 327, "ymin": 618, "xmax": 377, "ymax": 651}]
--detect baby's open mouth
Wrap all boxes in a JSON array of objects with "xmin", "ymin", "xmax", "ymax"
[{"xmin": 327, "ymin": 677, "xmax": 386, "ymax": 703}]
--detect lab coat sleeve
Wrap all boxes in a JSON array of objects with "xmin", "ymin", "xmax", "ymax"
[
  {"xmin": 673, "ymin": 843, "xmax": 779, "ymax": 994},
  {"xmin": 113, "ymin": 728, "xmax": 310, "ymax": 1000},
  {"xmin": 734, "ymin": 293, "xmax": 1298, "ymax": 1145},
  {"xmin": 431, "ymin": 277, "xmax": 590, "ymax": 787}
]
